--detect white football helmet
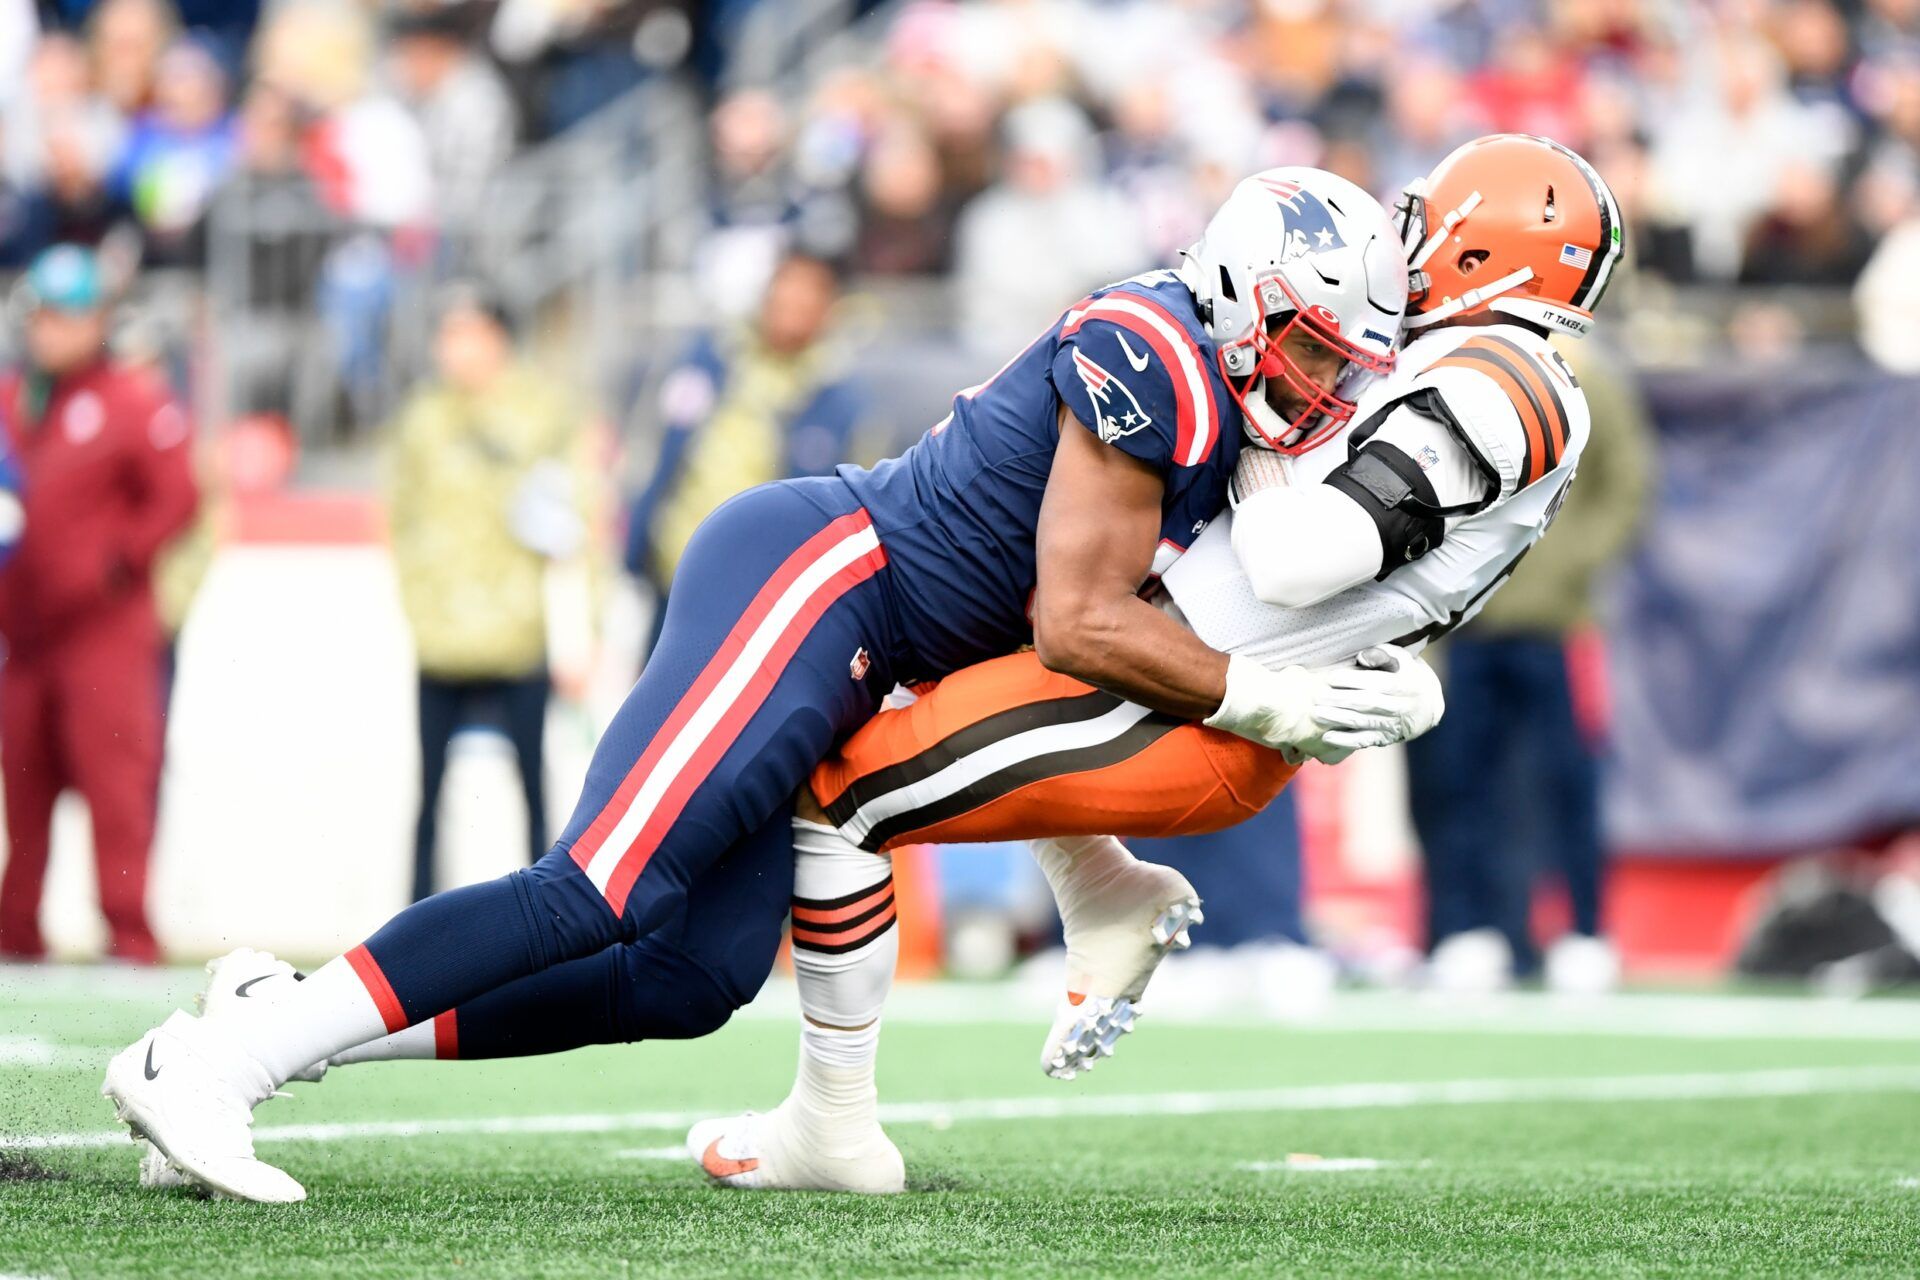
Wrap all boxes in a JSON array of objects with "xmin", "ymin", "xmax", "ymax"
[{"xmin": 1179, "ymin": 168, "xmax": 1410, "ymax": 453}]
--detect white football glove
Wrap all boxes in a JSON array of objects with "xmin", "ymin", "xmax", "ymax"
[{"xmin": 1203, "ymin": 644, "xmax": 1444, "ymax": 765}]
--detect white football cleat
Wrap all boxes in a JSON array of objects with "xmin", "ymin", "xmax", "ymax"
[
  {"xmin": 1039, "ymin": 896, "xmax": 1201, "ymax": 1080},
  {"xmin": 1425, "ymin": 928, "xmax": 1515, "ymax": 995},
  {"xmin": 101, "ymin": 1011, "xmax": 306, "ymax": 1204},
  {"xmin": 196, "ymin": 948, "xmax": 327, "ymax": 1084},
  {"xmin": 686, "ymin": 1106, "xmax": 904, "ymax": 1194},
  {"xmin": 1029, "ymin": 837, "xmax": 1202, "ymax": 1080},
  {"xmin": 135, "ymin": 1138, "xmax": 196, "ymax": 1192},
  {"xmin": 1543, "ymin": 933, "xmax": 1620, "ymax": 996}
]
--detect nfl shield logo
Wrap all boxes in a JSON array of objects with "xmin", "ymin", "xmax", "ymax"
[{"xmin": 849, "ymin": 648, "xmax": 871, "ymax": 681}]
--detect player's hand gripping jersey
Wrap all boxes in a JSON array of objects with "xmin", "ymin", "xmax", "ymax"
[
  {"xmin": 837, "ymin": 270, "xmax": 1240, "ymax": 681},
  {"xmin": 811, "ymin": 321, "xmax": 1589, "ymax": 851}
]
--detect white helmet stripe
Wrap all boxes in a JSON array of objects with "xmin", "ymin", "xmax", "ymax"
[{"xmin": 1555, "ymin": 142, "xmax": 1623, "ymax": 310}]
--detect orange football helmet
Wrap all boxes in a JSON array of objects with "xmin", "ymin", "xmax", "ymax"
[{"xmin": 1395, "ymin": 133, "xmax": 1623, "ymax": 337}]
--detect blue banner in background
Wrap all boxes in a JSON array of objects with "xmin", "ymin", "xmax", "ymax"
[{"xmin": 1607, "ymin": 366, "xmax": 1920, "ymax": 854}]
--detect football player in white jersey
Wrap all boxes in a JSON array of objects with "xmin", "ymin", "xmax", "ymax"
[{"xmin": 686, "ymin": 134, "xmax": 1624, "ymax": 1194}]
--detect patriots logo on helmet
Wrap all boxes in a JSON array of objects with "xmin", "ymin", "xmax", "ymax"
[
  {"xmin": 1258, "ymin": 178, "xmax": 1347, "ymax": 263},
  {"xmin": 1071, "ymin": 348, "xmax": 1153, "ymax": 443}
]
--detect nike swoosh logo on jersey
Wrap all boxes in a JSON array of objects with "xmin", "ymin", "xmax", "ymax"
[
  {"xmin": 1114, "ymin": 331, "xmax": 1152, "ymax": 373},
  {"xmin": 700, "ymin": 1138, "xmax": 759, "ymax": 1180},
  {"xmin": 143, "ymin": 1041, "xmax": 162, "ymax": 1080},
  {"xmin": 234, "ymin": 976, "xmax": 274, "ymax": 998}
]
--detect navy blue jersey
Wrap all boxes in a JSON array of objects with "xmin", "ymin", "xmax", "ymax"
[{"xmin": 839, "ymin": 271, "xmax": 1243, "ymax": 680}]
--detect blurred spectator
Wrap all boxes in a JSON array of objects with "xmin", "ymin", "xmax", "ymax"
[
  {"xmin": 488, "ymin": 0, "xmax": 675, "ymax": 136},
  {"xmin": 700, "ymin": 89, "xmax": 827, "ymax": 313},
  {"xmin": 113, "ymin": 37, "xmax": 237, "ymax": 265},
  {"xmin": 88, "ymin": 0, "xmax": 175, "ymax": 118},
  {"xmin": 214, "ymin": 84, "xmax": 337, "ymax": 420},
  {"xmin": 8, "ymin": 33, "xmax": 131, "ymax": 251},
  {"xmin": 0, "ymin": 245, "xmax": 199, "ymax": 964},
  {"xmin": 1468, "ymin": 26, "xmax": 1589, "ymax": 147},
  {"xmin": 1406, "ymin": 343, "xmax": 1654, "ymax": 994},
  {"xmin": 1650, "ymin": 32, "xmax": 1848, "ymax": 280},
  {"xmin": 388, "ymin": 9, "xmax": 519, "ymax": 216},
  {"xmin": 953, "ymin": 98, "xmax": 1147, "ymax": 353},
  {"xmin": 254, "ymin": 0, "xmax": 431, "ymax": 227},
  {"xmin": 1367, "ymin": 55, "xmax": 1483, "ymax": 199},
  {"xmin": 1738, "ymin": 160, "xmax": 1876, "ymax": 285},
  {"xmin": 853, "ymin": 120, "xmax": 958, "ymax": 276},
  {"xmin": 386, "ymin": 285, "xmax": 593, "ymax": 902},
  {"xmin": 625, "ymin": 251, "xmax": 863, "ymax": 649}
]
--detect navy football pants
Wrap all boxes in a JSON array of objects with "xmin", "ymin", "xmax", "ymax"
[
  {"xmin": 351, "ymin": 478, "xmax": 904, "ymax": 1046},
  {"xmin": 1405, "ymin": 634, "xmax": 1605, "ymax": 972}
]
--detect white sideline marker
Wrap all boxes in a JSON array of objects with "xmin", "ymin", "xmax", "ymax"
[{"xmin": 7, "ymin": 1064, "xmax": 1920, "ymax": 1153}]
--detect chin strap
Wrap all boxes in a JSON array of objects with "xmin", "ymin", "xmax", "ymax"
[
  {"xmin": 1408, "ymin": 190, "xmax": 1484, "ymax": 271},
  {"xmin": 1405, "ymin": 265, "xmax": 1535, "ymax": 329}
]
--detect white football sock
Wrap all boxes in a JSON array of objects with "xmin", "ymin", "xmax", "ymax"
[
  {"xmin": 221, "ymin": 954, "xmax": 393, "ymax": 1086},
  {"xmin": 328, "ymin": 1017, "xmax": 441, "ymax": 1066},
  {"xmin": 789, "ymin": 819, "xmax": 898, "ymax": 1027},
  {"xmin": 785, "ymin": 1021, "xmax": 884, "ymax": 1153},
  {"xmin": 786, "ymin": 819, "xmax": 896, "ymax": 1146}
]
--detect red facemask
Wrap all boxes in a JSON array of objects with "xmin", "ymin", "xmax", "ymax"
[{"xmin": 1218, "ymin": 275, "xmax": 1395, "ymax": 454}]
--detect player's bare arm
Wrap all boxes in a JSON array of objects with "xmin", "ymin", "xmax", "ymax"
[{"xmin": 1032, "ymin": 405, "xmax": 1229, "ymax": 721}]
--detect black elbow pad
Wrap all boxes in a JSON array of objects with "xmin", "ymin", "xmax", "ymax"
[{"xmin": 1323, "ymin": 442, "xmax": 1447, "ymax": 579}]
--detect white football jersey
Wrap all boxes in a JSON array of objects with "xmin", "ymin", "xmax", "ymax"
[{"xmin": 1161, "ymin": 323, "xmax": 1590, "ymax": 668}]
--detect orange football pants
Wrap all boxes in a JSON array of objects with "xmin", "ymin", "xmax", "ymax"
[{"xmin": 809, "ymin": 651, "xmax": 1298, "ymax": 852}]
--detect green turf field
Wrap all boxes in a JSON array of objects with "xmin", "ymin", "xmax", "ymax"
[{"xmin": 4, "ymin": 968, "xmax": 1919, "ymax": 1278}]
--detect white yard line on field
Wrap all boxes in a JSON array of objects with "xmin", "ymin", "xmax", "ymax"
[
  {"xmin": 7, "ymin": 967, "xmax": 1920, "ymax": 1042},
  {"xmin": 1239, "ymin": 1156, "xmax": 1409, "ymax": 1173},
  {"xmin": 0, "ymin": 1037, "xmax": 100, "ymax": 1069},
  {"xmin": 742, "ymin": 982, "xmax": 1920, "ymax": 1043},
  {"xmin": 9, "ymin": 1064, "xmax": 1920, "ymax": 1153}
]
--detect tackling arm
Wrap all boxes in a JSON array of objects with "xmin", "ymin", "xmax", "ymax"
[{"xmin": 1032, "ymin": 406, "xmax": 1230, "ymax": 721}]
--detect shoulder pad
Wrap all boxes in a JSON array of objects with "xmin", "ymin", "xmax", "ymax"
[
  {"xmin": 1410, "ymin": 333, "xmax": 1577, "ymax": 498},
  {"xmin": 1061, "ymin": 293, "xmax": 1224, "ymax": 468}
]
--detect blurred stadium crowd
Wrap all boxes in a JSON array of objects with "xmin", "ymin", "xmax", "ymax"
[
  {"xmin": 7, "ymin": 0, "xmax": 1920, "ymax": 347},
  {"xmin": 4, "ymin": 0, "xmax": 1920, "ymax": 991}
]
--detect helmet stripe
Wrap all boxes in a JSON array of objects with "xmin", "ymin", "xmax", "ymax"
[{"xmin": 1547, "ymin": 139, "xmax": 1623, "ymax": 311}]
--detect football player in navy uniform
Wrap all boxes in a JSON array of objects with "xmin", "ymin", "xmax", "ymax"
[
  {"xmin": 689, "ymin": 135, "xmax": 1625, "ymax": 1194},
  {"xmin": 104, "ymin": 169, "xmax": 1429, "ymax": 1203}
]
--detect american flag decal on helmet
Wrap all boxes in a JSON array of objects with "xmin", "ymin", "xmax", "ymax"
[{"xmin": 1560, "ymin": 243, "xmax": 1594, "ymax": 269}]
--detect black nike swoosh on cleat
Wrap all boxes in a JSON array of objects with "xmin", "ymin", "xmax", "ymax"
[
  {"xmin": 234, "ymin": 976, "xmax": 274, "ymax": 998},
  {"xmin": 143, "ymin": 1041, "xmax": 161, "ymax": 1081}
]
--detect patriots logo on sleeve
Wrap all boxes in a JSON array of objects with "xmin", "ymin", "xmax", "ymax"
[
  {"xmin": 1258, "ymin": 177, "xmax": 1347, "ymax": 262},
  {"xmin": 1071, "ymin": 349, "xmax": 1154, "ymax": 443}
]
